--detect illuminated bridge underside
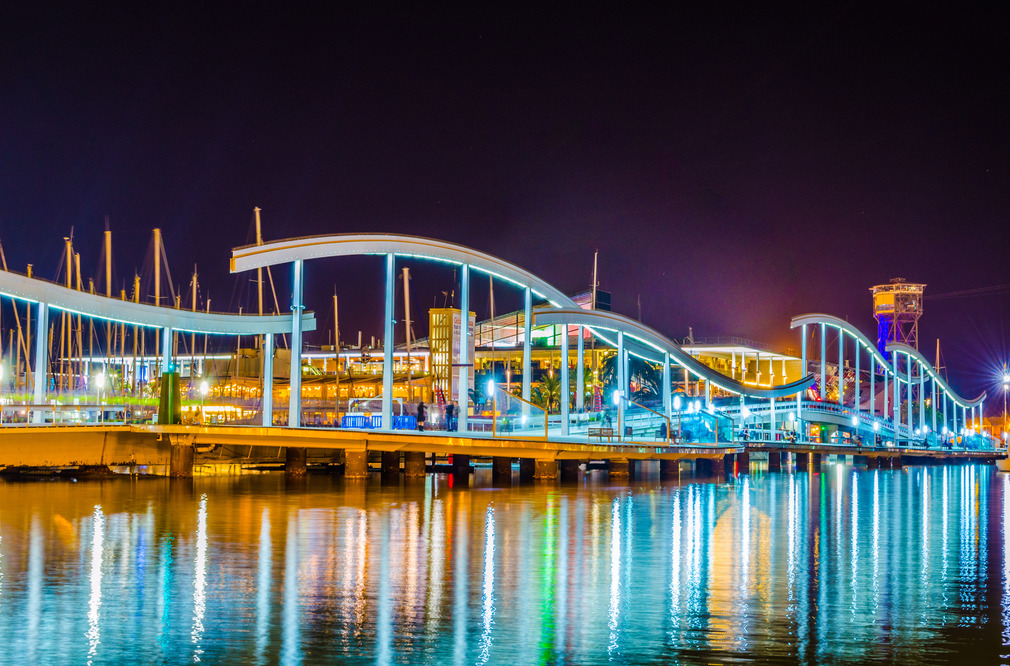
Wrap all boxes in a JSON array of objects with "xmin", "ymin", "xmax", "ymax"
[
  {"xmin": 0, "ymin": 268, "xmax": 315, "ymax": 335},
  {"xmin": 537, "ymin": 308, "xmax": 816, "ymax": 399}
]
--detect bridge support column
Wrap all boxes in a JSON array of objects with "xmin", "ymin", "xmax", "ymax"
[
  {"xmin": 696, "ymin": 457, "xmax": 725, "ymax": 475},
  {"xmin": 660, "ymin": 459, "xmax": 679, "ymax": 479},
  {"xmin": 891, "ymin": 455, "xmax": 903, "ymax": 469},
  {"xmin": 32, "ymin": 302, "xmax": 49, "ymax": 423},
  {"xmin": 452, "ymin": 454, "xmax": 471, "ymax": 480},
  {"xmin": 560, "ymin": 323, "xmax": 569, "ymax": 437},
  {"xmin": 169, "ymin": 444, "xmax": 194, "ymax": 478},
  {"xmin": 723, "ymin": 453, "xmax": 736, "ymax": 471},
  {"xmin": 866, "ymin": 456, "xmax": 879, "ymax": 469},
  {"xmin": 458, "ymin": 264, "xmax": 470, "ymax": 434},
  {"xmin": 519, "ymin": 458, "xmax": 535, "ymax": 482},
  {"xmin": 345, "ymin": 451, "xmax": 369, "ymax": 479},
  {"xmin": 262, "ymin": 333, "xmax": 274, "ymax": 426},
  {"xmin": 289, "ymin": 259, "xmax": 304, "ymax": 428},
  {"xmin": 810, "ymin": 453, "xmax": 822, "ymax": 471},
  {"xmin": 380, "ymin": 451, "xmax": 399, "ymax": 479},
  {"xmin": 285, "ymin": 447, "xmax": 307, "ymax": 477},
  {"xmin": 737, "ymin": 450, "xmax": 751, "ymax": 473},
  {"xmin": 795, "ymin": 451, "xmax": 809, "ymax": 470},
  {"xmin": 559, "ymin": 459, "xmax": 580, "ymax": 482},
  {"xmin": 534, "ymin": 459, "xmax": 558, "ymax": 480},
  {"xmin": 576, "ymin": 326, "xmax": 585, "ymax": 411},
  {"xmin": 492, "ymin": 457, "xmax": 512, "ymax": 484},
  {"xmin": 608, "ymin": 458, "xmax": 630, "ymax": 479},
  {"xmin": 404, "ymin": 452, "xmax": 426, "ymax": 477},
  {"xmin": 768, "ymin": 451, "xmax": 782, "ymax": 471}
]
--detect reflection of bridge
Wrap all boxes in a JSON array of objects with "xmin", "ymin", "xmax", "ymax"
[{"xmin": 0, "ymin": 232, "xmax": 1000, "ymax": 478}]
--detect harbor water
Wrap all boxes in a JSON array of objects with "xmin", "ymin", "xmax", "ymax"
[{"xmin": 0, "ymin": 461, "xmax": 1007, "ymax": 664}]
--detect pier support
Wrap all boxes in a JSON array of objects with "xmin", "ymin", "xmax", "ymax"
[
  {"xmin": 891, "ymin": 455, "xmax": 903, "ymax": 469},
  {"xmin": 492, "ymin": 457, "xmax": 512, "ymax": 484},
  {"xmin": 169, "ymin": 444, "xmax": 194, "ymax": 478},
  {"xmin": 452, "ymin": 454, "xmax": 471, "ymax": 480},
  {"xmin": 285, "ymin": 447, "xmax": 307, "ymax": 477},
  {"xmin": 810, "ymin": 453, "xmax": 822, "ymax": 471},
  {"xmin": 345, "ymin": 451, "xmax": 369, "ymax": 479},
  {"xmin": 660, "ymin": 459, "xmax": 680, "ymax": 479},
  {"xmin": 534, "ymin": 459, "xmax": 558, "ymax": 480},
  {"xmin": 519, "ymin": 458, "xmax": 535, "ymax": 482},
  {"xmin": 696, "ymin": 457, "xmax": 725, "ymax": 476},
  {"xmin": 559, "ymin": 459, "xmax": 580, "ymax": 482},
  {"xmin": 404, "ymin": 452, "xmax": 426, "ymax": 477},
  {"xmin": 381, "ymin": 451, "xmax": 399, "ymax": 481},
  {"xmin": 736, "ymin": 451, "xmax": 751, "ymax": 474},
  {"xmin": 866, "ymin": 456, "xmax": 880, "ymax": 470},
  {"xmin": 767, "ymin": 451, "xmax": 782, "ymax": 471},
  {"xmin": 608, "ymin": 458, "xmax": 630, "ymax": 479},
  {"xmin": 794, "ymin": 452, "xmax": 809, "ymax": 470}
]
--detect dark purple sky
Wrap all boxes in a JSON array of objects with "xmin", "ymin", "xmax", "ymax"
[{"xmin": 2, "ymin": 3, "xmax": 1009, "ymax": 403}]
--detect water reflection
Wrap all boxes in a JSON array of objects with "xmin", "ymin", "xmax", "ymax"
[{"xmin": 0, "ymin": 463, "xmax": 1007, "ymax": 662}]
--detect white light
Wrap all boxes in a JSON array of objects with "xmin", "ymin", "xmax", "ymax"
[
  {"xmin": 200, "ymin": 381, "xmax": 209, "ymax": 396},
  {"xmin": 1003, "ymin": 373, "xmax": 1009, "ymax": 383},
  {"xmin": 924, "ymin": 426, "xmax": 930, "ymax": 433},
  {"xmin": 741, "ymin": 406, "xmax": 751, "ymax": 418},
  {"xmin": 693, "ymin": 401, "xmax": 701, "ymax": 412},
  {"xmin": 613, "ymin": 390, "xmax": 622, "ymax": 406},
  {"xmin": 915, "ymin": 427, "xmax": 921, "ymax": 435},
  {"xmin": 851, "ymin": 416, "xmax": 858, "ymax": 427},
  {"xmin": 873, "ymin": 422, "xmax": 880, "ymax": 432},
  {"xmin": 673, "ymin": 396, "xmax": 682, "ymax": 411},
  {"xmin": 942, "ymin": 426, "xmax": 948, "ymax": 435},
  {"xmin": 788, "ymin": 412, "xmax": 795, "ymax": 422},
  {"xmin": 486, "ymin": 379, "xmax": 495, "ymax": 395},
  {"xmin": 95, "ymin": 373, "xmax": 105, "ymax": 389}
]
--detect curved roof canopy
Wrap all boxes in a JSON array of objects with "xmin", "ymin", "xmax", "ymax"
[
  {"xmin": 0, "ymin": 269, "xmax": 315, "ymax": 335},
  {"xmin": 790, "ymin": 313, "xmax": 894, "ymax": 374},
  {"xmin": 536, "ymin": 308, "xmax": 816, "ymax": 399},
  {"xmin": 231, "ymin": 233, "xmax": 574, "ymax": 307},
  {"xmin": 887, "ymin": 342, "xmax": 985, "ymax": 408}
]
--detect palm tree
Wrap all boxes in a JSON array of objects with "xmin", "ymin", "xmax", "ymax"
[
  {"xmin": 599, "ymin": 352, "xmax": 660, "ymax": 403},
  {"xmin": 531, "ymin": 374, "xmax": 562, "ymax": 411}
]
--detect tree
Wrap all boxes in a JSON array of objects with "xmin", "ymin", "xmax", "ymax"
[
  {"xmin": 531, "ymin": 374, "xmax": 562, "ymax": 411},
  {"xmin": 599, "ymin": 352, "xmax": 660, "ymax": 403}
]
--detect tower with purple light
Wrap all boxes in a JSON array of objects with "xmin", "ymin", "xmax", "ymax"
[{"xmin": 871, "ymin": 278, "xmax": 925, "ymax": 360}]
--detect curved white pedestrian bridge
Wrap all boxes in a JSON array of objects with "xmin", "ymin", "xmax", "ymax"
[{"xmin": 0, "ymin": 232, "xmax": 1001, "ymax": 477}]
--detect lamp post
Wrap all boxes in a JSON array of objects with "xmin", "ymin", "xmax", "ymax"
[
  {"xmin": 487, "ymin": 379, "xmax": 496, "ymax": 437},
  {"xmin": 0, "ymin": 364, "xmax": 4, "ymax": 425}
]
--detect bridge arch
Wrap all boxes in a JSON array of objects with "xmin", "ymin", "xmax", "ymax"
[{"xmin": 0, "ymin": 267, "xmax": 315, "ymax": 421}]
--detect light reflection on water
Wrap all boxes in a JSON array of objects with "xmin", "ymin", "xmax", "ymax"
[{"xmin": 0, "ymin": 463, "xmax": 1007, "ymax": 663}]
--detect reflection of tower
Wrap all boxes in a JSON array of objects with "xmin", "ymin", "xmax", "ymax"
[{"xmin": 870, "ymin": 278, "xmax": 925, "ymax": 360}]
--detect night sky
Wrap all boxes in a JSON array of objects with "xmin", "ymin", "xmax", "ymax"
[{"xmin": 2, "ymin": 3, "xmax": 1009, "ymax": 403}]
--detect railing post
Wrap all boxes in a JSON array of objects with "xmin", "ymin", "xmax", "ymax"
[
  {"xmin": 262, "ymin": 333, "xmax": 274, "ymax": 426},
  {"xmin": 458, "ymin": 263, "xmax": 470, "ymax": 433},
  {"xmin": 560, "ymin": 323, "xmax": 569, "ymax": 436},
  {"xmin": 382, "ymin": 254, "xmax": 395, "ymax": 431},
  {"xmin": 289, "ymin": 259, "xmax": 303, "ymax": 428},
  {"xmin": 32, "ymin": 302, "xmax": 49, "ymax": 423},
  {"xmin": 870, "ymin": 356, "xmax": 875, "ymax": 416}
]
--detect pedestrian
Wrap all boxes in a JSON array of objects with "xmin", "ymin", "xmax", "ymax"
[
  {"xmin": 445, "ymin": 401, "xmax": 455, "ymax": 431},
  {"xmin": 416, "ymin": 401, "xmax": 427, "ymax": 431}
]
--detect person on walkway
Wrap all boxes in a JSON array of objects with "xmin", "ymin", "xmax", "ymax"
[
  {"xmin": 445, "ymin": 401, "xmax": 455, "ymax": 431},
  {"xmin": 416, "ymin": 401, "xmax": 427, "ymax": 431}
]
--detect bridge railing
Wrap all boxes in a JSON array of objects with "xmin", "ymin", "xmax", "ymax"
[{"xmin": 491, "ymin": 391, "xmax": 547, "ymax": 439}]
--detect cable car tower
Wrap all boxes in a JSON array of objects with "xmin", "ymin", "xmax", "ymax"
[{"xmin": 870, "ymin": 278, "xmax": 925, "ymax": 361}]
